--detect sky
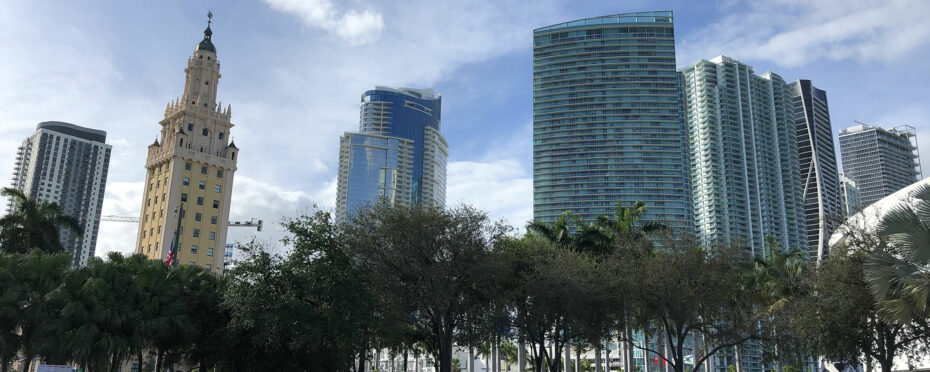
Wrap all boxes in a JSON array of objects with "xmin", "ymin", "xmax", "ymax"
[{"xmin": 1, "ymin": 0, "xmax": 929, "ymax": 258}]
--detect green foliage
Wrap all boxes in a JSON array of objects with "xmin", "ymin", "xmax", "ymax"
[
  {"xmin": 0, "ymin": 187, "xmax": 82, "ymax": 254},
  {"xmin": 2, "ymin": 199, "xmax": 928, "ymax": 372}
]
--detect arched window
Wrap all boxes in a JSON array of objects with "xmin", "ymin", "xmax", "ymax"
[{"xmin": 202, "ymin": 128, "xmax": 209, "ymax": 136}]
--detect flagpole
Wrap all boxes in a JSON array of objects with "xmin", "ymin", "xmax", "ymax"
[{"xmin": 168, "ymin": 202, "xmax": 185, "ymax": 266}]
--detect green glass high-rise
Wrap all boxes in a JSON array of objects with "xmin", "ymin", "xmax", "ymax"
[{"xmin": 532, "ymin": 11, "xmax": 692, "ymax": 230}]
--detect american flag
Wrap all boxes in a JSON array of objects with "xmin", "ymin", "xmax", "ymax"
[{"xmin": 165, "ymin": 235, "xmax": 177, "ymax": 266}]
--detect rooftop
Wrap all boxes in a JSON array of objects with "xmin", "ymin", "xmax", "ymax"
[
  {"xmin": 534, "ymin": 11, "xmax": 673, "ymax": 33},
  {"xmin": 37, "ymin": 121, "xmax": 107, "ymax": 143}
]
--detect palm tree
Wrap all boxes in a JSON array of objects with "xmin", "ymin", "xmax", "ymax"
[
  {"xmin": 527, "ymin": 211, "xmax": 574, "ymax": 248},
  {"xmin": 0, "ymin": 188, "xmax": 82, "ymax": 254},
  {"xmin": 751, "ymin": 238, "xmax": 809, "ymax": 371},
  {"xmin": 12, "ymin": 251, "xmax": 71, "ymax": 372},
  {"xmin": 864, "ymin": 184, "xmax": 930, "ymax": 324}
]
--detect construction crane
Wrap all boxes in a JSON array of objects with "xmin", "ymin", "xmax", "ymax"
[{"xmin": 101, "ymin": 215, "xmax": 263, "ymax": 232}]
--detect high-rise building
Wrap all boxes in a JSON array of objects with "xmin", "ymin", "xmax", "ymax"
[
  {"xmin": 790, "ymin": 79, "xmax": 840, "ymax": 262},
  {"xmin": 680, "ymin": 56, "xmax": 805, "ymax": 255},
  {"xmin": 8, "ymin": 121, "xmax": 112, "ymax": 267},
  {"xmin": 839, "ymin": 173, "xmax": 861, "ymax": 216},
  {"xmin": 838, "ymin": 123, "xmax": 921, "ymax": 208},
  {"xmin": 135, "ymin": 15, "xmax": 239, "ymax": 274},
  {"xmin": 532, "ymin": 11, "xmax": 692, "ymax": 230},
  {"xmin": 336, "ymin": 86, "xmax": 448, "ymax": 222}
]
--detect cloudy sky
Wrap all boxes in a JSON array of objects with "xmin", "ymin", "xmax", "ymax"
[{"xmin": 1, "ymin": 0, "xmax": 928, "ymax": 257}]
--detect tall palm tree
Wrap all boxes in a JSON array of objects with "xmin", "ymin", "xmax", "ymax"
[
  {"xmin": 0, "ymin": 188, "xmax": 82, "ymax": 254},
  {"xmin": 527, "ymin": 211, "xmax": 574, "ymax": 248},
  {"xmin": 864, "ymin": 184, "xmax": 930, "ymax": 324},
  {"xmin": 750, "ymin": 238, "xmax": 809, "ymax": 371}
]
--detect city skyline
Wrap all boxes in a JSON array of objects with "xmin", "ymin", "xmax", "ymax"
[{"xmin": 1, "ymin": 1, "xmax": 929, "ymax": 258}]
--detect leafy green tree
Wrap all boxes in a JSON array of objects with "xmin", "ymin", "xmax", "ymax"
[
  {"xmin": 0, "ymin": 188, "xmax": 81, "ymax": 254},
  {"xmin": 345, "ymin": 203, "xmax": 505, "ymax": 372},
  {"xmin": 622, "ymin": 235, "xmax": 758, "ymax": 372},
  {"xmin": 798, "ymin": 252, "xmax": 930, "ymax": 372},
  {"xmin": 224, "ymin": 210, "xmax": 374, "ymax": 371}
]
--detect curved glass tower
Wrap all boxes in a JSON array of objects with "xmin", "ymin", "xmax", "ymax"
[
  {"xmin": 791, "ymin": 79, "xmax": 840, "ymax": 262},
  {"xmin": 336, "ymin": 86, "xmax": 448, "ymax": 222},
  {"xmin": 532, "ymin": 12, "xmax": 692, "ymax": 230}
]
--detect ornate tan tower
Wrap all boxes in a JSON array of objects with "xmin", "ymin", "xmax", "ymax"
[{"xmin": 135, "ymin": 13, "xmax": 238, "ymax": 274}]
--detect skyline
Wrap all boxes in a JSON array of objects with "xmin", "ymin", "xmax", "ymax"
[{"xmin": 1, "ymin": 0, "xmax": 929, "ymax": 258}]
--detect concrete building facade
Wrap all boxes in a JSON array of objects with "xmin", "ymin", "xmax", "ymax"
[
  {"xmin": 680, "ymin": 56, "xmax": 805, "ymax": 256},
  {"xmin": 8, "ymin": 121, "xmax": 112, "ymax": 267},
  {"xmin": 134, "ymin": 17, "xmax": 238, "ymax": 274},
  {"xmin": 838, "ymin": 123, "xmax": 920, "ymax": 208}
]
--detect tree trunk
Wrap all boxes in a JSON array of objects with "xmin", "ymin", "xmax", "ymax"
[
  {"xmin": 595, "ymin": 346, "xmax": 603, "ymax": 372},
  {"xmin": 878, "ymin": 358, "xmax": 893, "ymax": 372},
  {"xmin": 606, "ymin": 341, "xmax": 611, "ymax": 372},
  {"xmin": 469, "ymin": 346, "xmax": 475, "ymax": 372},
  {"xmin": 733, "ymin": 346, "xmax": 742, "ymax": 372},
  {"xmin": 439, "ymin": 336, "xmax": 454, "ymax": 372},
  {"xmin": 565, "ymin": 344, "xmax": 571, "ymax": 372},
  {"xmin": 404, "ymin": 349, "xmax": 409, "ymax": 372},
  {"xmin": 155, "ymin": 349, "xmax": 165, "ymax": 372},
  {"xmin": 488, "ymin": 337, "xmax": 501, "ymax": 372},
  {"xmin": 576, "ymin": 345, "xmax": 582, "ymax": 372},
  {"xmin": 519, "ymin": 335, "xmax": 526, "ymax": 372},
  {"xmin": 20, "ymin": 355, "xmax": 32, "ymax": 372},
  {"xmin": 359, "ymin": 349, "xmax": 368, "ymax": 372}
]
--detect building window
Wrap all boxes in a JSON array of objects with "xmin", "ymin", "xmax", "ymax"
[
  {"xmin": 185, "ymin": 161, "xmax": 192, "ymax": 170},
  {"xmin": 210, "ymin": 216, "xmax": 217, "ymax": 224},
  {"xmin": 180, "ymin": 209, "xmax": 186, "ymax": 219},
  {"xmin": 191, "ymin": 245, "xmax": 198, "ymax": 254},
  {"xmin": 201, "ymin": 166, "xmax": 207, "ymax": 175},
  {"xmin": 197, "ymin": 197, "xmax": 204, "ymax": 206},
  {"xmin": 193, "ymin": 229, "xmax": 200, "ymax": 238},
  {"xmin": 218, "ymin": 132, "xmax": 224, "ymax": 140},
  {"xmin": 214, "ymin": 185, "xmax": 221, "ymax": 193},
  {"xmin": 205, "ymin": 264, "xmax": 212, "ymax": 273},
  {"xmin": 212, "ymin": 200, "xmax": 219, "ymax": 209},
  {"xmin": 199, "ymin": 181, "xmax": 206, "ymax": 190},
  {"xmin": 183, "ymin": 177, "xmax": 190, "ymax": 186},
  {"xmin": 180, "ymin": 193, "xmax": 188, "ymax": 202},
  {"xmin": 216, "ymin": 169, "xmax": 223, "ymax": 178},
  {"xmin": 202, "ymin": 129, "xmax": 208, "ymax": 136},
  {"xmin": 207, "ymin": 248, "xmax": 213, "ymax": 257},
  {"xmin": 209, "ymin": 232, "xmax": 215, "ymax": 241},
  {"xmin": 195, "ymin": 212, "xmax": 202, "ymax": 222},
  {"xmin": 188, "ymin": 123, "xmax": 194, "ymax": 131}
]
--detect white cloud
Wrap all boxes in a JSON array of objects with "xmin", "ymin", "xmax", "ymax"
[
  {"xmin": 446, "ymin": 159, "xmax": 532, "ymax": 229},
  {"xmin": 263, "ymin": 0, "xmax": 384, "ymax": 45},
  {"xmin": 96, "ymin": 182, "xmax": 145, "ymax": 257},
  {"xmin": 678, "ymin": 0, "xmax": 930, "ymax": 67}
]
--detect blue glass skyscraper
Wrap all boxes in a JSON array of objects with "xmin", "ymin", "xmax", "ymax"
[
  {"xmin": 336, "ymin": 86, "xmax": 448, "ymax": 222},
  {"xmin": 532, "ymin": 12, "xmax": 692, "ymax": 230}
]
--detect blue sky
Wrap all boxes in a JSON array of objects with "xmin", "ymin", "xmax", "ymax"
[{"xmin": 1, "ymin": 0, "xmax": 928, "ymax": 257}]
